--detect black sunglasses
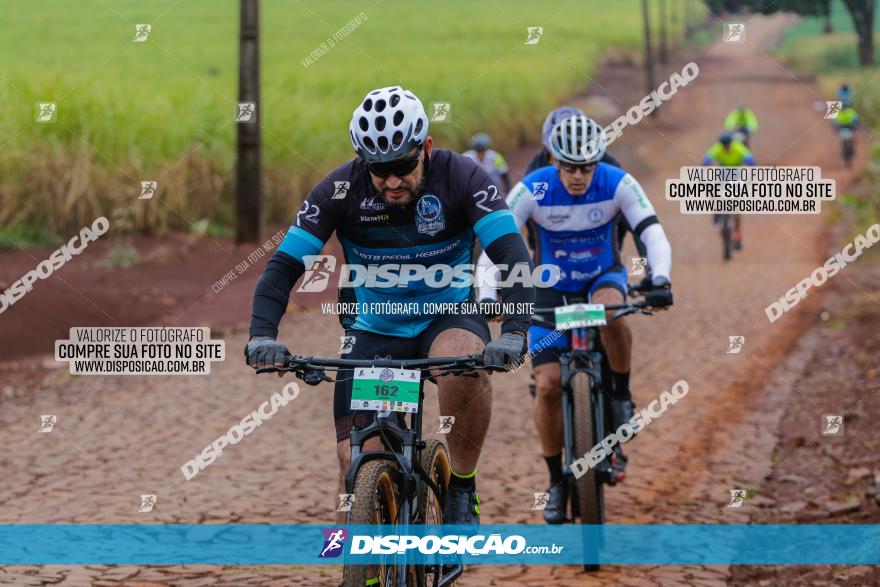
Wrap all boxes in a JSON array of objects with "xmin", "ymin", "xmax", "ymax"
[
  {"xmin": 366, "ymin": 149, "xmax": 423, "ymax": 178},
  {"xmin": 558, "ymin": 161, "xmax": 597, "ymax": 175}
]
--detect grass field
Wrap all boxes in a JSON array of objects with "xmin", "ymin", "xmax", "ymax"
[{"xmin": 0, "ymin": 0, "xmax": 703, "ymax": 239}]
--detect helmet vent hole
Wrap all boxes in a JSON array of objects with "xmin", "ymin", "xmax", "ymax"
[
  {"xmin": 393, "ymin": 110, "xmax": 404, "ymax": 126},
  {"xmin": 375, "ymin": 99, "xmax": 386, "ymax": 112},
  {"xmin": 359, "ymin": 116, "xmax": 369, "ymax": 131},
  {"xmin": 377, "ymin": 136, "xmax": 389, "ymax": 151},
  {"xmin": 363, "ymin": 136, "xmax": 375, "ymax": 150},
  {"xmin": 375, "ymin": 116, "xmax": 386, "ymax": 131},
  {"xmin": 415, "ymin": 119, "xmax": 424, "ymax": 134},
  {"xmin": 363, "ymin": 99, "xmax": 373, "ymax": 112},
  {"xmin": 392, "ymin": 131, "xmax": 404, "ymax": 147},
  {"xmin": 390, "ymin": 94, "xmax": 401, "ymax": 107}
]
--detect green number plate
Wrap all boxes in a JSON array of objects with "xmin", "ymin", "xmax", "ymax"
[
  {"xmin": 554, "ymin": 303, "xmax": 607, "ymax": 330},
  {"xmin": 351, "ymin": 367, "xmax": 421, "ymax": 413}
]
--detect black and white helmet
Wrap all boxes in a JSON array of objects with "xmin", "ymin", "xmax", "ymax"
[
  {"xmin": 548, "ymin": 115, "xmax": 607, "ymax": 165},
  {"xmin": 349, "ymin": 86, "xmax": 429, "ymax": 163}
]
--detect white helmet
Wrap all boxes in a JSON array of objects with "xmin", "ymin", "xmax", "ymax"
[
  {"xmin": 548, "ymin": 115, "xmax": 607, "ymax": 165},
  {"xmin": 349, "ymin": 86, "xmax": 429, "ymax": 163}
]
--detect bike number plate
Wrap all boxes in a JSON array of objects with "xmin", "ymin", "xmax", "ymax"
[
  {"xmin": 554, "ymin": 303, "xmax": 606, "ymax": 329},
  {"xmin": 351, "ymin": 367, "xmax": 421, "ymax": 413}
]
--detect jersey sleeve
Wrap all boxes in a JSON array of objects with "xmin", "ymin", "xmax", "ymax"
[
  {"xmin": 475, "ymin": 180, "xmax": 536, "ymax": 301},
  {"xmin": 614, "ymin": 173, "xmax": 672, "ymax": 280},
  {"xmin": 453, "ymin": 155, "xmax": 535, "ymax": 333},
  {"xmin": 277, "ymin": 177, "xmax": 340, "ymax": 263},
  {"xmin": 249, "ymin": 176, "xmax": 342, "ymax": 339}
]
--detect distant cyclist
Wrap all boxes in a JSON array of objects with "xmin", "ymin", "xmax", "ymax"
[
  {"xmin": 837, "ymin": 83, "xmax": 853, "ymax": 104},
  {"xmin": 463, "ymin": 132, "xmax": 512, "ymax": 195},
  {"xmin": 478, "ymin": 115, "xmax": 673, "ymax": 524},
  {"xmin": 245, "ymin": 85, "xmax": 535, "ymax": 529},
  {"xmin": 835, "ymin": 103, "xmax": 859, "ymax": 166},
  {"xmin": 525, "ymin": 106, "xmax": 648, "ymax": 279},
  {"xmin": 724, "ymin": 105, "xmax": 758, "ymax": 148},
  {"xmin": 703, "ymin": 132, "xmax": 755, "ymax": 250}
]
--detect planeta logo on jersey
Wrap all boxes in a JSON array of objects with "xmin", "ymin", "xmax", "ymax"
[{"xmin": 416, "ymin": 194, "xmax": 445, "ymax": 236}]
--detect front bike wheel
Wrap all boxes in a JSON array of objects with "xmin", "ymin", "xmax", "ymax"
[
  {"xmin": 343, "ymin": 460, "xmax": 401, "ymax": 587},
  {"xmin": 415, "ymin": 439, "xmax": 451, "ymax": 587},
  {"xmin": 571, "ymin": 371, "xmax": 603, "ymax": 572}
]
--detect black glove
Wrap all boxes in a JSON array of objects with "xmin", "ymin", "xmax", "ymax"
[
  {"xmin": 483, "ymin": 331, "xmax": 527, "ymax": 368},
  {"xmin": 644, "ymin": 276, "xmax": 673, "ymax": 308},
  {"xmin": 479, "ymin": 297, "xmax": 499, "ymax": 320},
  {"xmin": 244, "ymin": 336, "xmax": 289, "ymax": 368}
]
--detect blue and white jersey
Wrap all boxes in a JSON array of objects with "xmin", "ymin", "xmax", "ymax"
[{"xmin": 478, "ymin": 163, "xmax": 671, "ymax": 296}]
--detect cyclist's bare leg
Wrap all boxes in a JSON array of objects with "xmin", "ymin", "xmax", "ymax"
[
  {"xmin": 592, "ymin": 287, "xmax": 631, "ymax": 372},
  {"xmin": 429, "ymin": 328, "xmax": 490, "ymax": 474},
  {"xmin": 532, "ymin": 363, "xmax": 563, "ymax": 457},
  {"xmin": 336, "ymin": 437, "xmax": 382, "ymax": 524}
]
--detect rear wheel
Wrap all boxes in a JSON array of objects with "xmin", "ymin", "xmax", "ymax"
[
  {"xmin": 571, "ymin": 371, "xmax": 603, "ymax": 572},
  {"xmin": 843, "ymin": 139, "xmax": 854, "ymax": 166},
  {"xmin": 415, "ymin": 440, "xmax": 451, "ymax": 587},
  {"xmin": 721, "ymin": 217, "xmax": 733, "ymax": 261},
  {"xmin": 343, "ymin": 460, "xmax": 400, "ymax": 587}
]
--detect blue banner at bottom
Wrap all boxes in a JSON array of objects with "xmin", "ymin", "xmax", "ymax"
[{"xmin": 0, "ymin": 524, "xmax": 877, "ymax": 565}]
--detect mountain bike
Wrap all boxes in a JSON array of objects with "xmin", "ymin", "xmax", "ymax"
[
  {"xmin": 258, "ymin": 354, "xmax": 501, "ymax": 587},
  {"xmin": 840, "ymin": 126, "xmax": 855, "ymax": 167},
  {"xmin": 531, "ymin": 288, "xmax": 652, "ymax": 571}
]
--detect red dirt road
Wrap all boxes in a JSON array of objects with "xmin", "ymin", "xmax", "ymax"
[{"xmin": 0, "ymin": 13, "xmax": 872, "ymax": 587}]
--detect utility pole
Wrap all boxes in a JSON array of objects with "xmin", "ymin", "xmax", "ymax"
[
  {"xmin": 685, "ymin": 0, "xmax": 692, "ymax": 39},
  {"xmin": 642, "ymin": 0, "xmax": 657, "ymax": 116},
  {"xmin": 236, "ymin": 0, "xmax": 261, "ymax": 244},
  {"xmin": 660, "ymin": 0, "xmax": 669, "ymax": 64}
]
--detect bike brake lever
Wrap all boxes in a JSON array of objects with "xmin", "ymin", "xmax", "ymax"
[
  {"xmin": 256, "ymin": 366, "xmax": 280, "ymax": 374},
  {"xmin": 296, "ymin": 367, "xmax": 331, "ymax": 386}
]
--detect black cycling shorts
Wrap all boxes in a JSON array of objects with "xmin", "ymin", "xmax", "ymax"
[{"xmin": 333, "ymin": 313, "xmax": 490, "ymax": 442}]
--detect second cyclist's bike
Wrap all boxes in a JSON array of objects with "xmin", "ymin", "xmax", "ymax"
[{"xmin": 531, "ymin": 287, "xmax": 652, "ymax": 571}]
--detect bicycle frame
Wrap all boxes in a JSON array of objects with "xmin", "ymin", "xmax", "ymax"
[{"xmin": 559, "ymin": 327, "xmax": 614, "ymax": 491}]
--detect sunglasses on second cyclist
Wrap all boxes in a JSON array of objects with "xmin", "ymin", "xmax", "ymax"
[
  {"xmin": 557, "ymin": 161, "xmax": 597, "ymax": 175},
  {"xmin": 366, "ymin": 148, "xmax": 423, "ymax": 179}
]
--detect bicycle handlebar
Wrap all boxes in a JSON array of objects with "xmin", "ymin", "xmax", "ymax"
[{"xmin": 256, "ymin": 353, "xmax": 506, "ymax": 382}]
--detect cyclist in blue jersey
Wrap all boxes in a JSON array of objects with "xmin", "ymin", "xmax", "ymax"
[
  {"xmin": 245, "ymin": 86, "xmax": 536, "ymax": 526},
  {"xmin": 477, "ymin": 115, "xmax": 673, "ymax": 523}
]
